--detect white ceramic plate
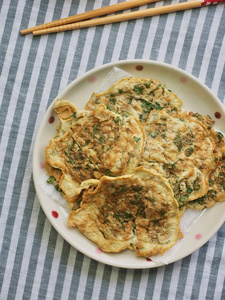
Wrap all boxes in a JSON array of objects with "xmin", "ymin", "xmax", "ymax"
[{"xmin": 33, "ymin": 60, "xmax": 225, "ymax": 269}]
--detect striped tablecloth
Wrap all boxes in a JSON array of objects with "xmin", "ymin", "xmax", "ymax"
[{"xmin": 1, "ymin": 1, "xmax": 225, "ymax": 299}]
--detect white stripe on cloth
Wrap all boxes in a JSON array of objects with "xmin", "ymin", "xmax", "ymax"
[
  {"xmin": 43, "ymin": 234, "xmax": 65, "ymax": 299},
  {"xmin": 197, "ymin": 234, "xmax": 217, "ymax": 299},
  {"xmin": 167, "ymin": 260, "xmax": 183, "ymax": 299},
  {"xmin": 13, "ymin": 197, "xmax": 43, "ymax": 300},
  {"xmin": 151, "ymin": 266, "xmax": 166, "ymax": 300},
  {"xmin": 0, "ymin": 0, "xmax": 25, "ymax": 49},
  {"xmin": 75, "ymin": 256, "xmax": 92, "ymax": 300},
  {"xmin": 183, "ymin": 8, "xmax": 208, "ymax": 75},
  {"xmin": 209, "ymin": 33, "xmax": 225, "ymax": 101},
  {"xmin": 198, "ymin": 6, "xmax": 224, "ymax": 84},
  {"xmin": 88, "ymin": 263, "xmax": 105, "ymax": 299},
  {"xmin": 120, "ymin": 269, "xmax": 134, "ymax": 300},
  {"xmin": 58, "ymin": 247, "xmax": 79, "ymax": 300},
  {"xmin": 213, "ymin": 237, "xmax": 225, "ymax": 300},
  {"xmin": 28, "ymin": 220, "xmax": 52, "ymax": 299},
  {"xmin": 136, "ymin": 269, "xmax": 150, "ymax": 299},
  {"xmin": 183, "ymin": 249, "xmax": 203, "ymax": 299},
  {"xmin": 171, "ymin": 12, "xmax": 192, "ymax": 67}
]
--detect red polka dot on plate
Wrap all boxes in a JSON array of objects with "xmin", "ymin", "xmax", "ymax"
[
  {"xmin": 136, "ymin": 65, "xmax": 144, "ymax": 71},
  {"xmin": 180, "ymin": 76, "xmax": 188, "ymax": 83},
  {"xmin": 146, "ymin": 257, "xmax": 152, "ymax": 262},
  {"xmin": 214, "ymin": 111, "xmax": 221, "ymax": 119},
  {"xmin": 195, "ymin": 233, "xmax": 202, "ymax": 240},
  {"xmin": 88, "ymin": 75, "xmax": 96, "ymax": 83},
  {"xmin": 49, "ymin": 116, "xmax": 55, "ymax": 124},
  {"xmin": 52, "ymin": 211, "xmax": 59, "ymax": 218},
  {"xmin": 96, "ymin": 248, "xmax": 103, "ymax": 254},
  {"xmin": 40, "ymin": 162, "xmax": 45, "ymax": 169}
]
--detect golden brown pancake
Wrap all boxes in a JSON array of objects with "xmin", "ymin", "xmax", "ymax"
[
  {"xmin": 186, "ymin": 147, "xmax": 225, "ymax": 210},
  {"xmin": 68, "ymin": 167, "xmax": 180, "ymax": 256},
  {"xmin": 46, "ymin": 100, "xmax": 145, "ymax": 203},
  {"xmin": 139, "ymin": 109, "xmax": 217, "ymax": 207},
  {"xmin": 45, "ymin": 78, "xmax": 225, "ymax": 257},
  {"xmin": 85, "ymin": 77, "xmax": 182, "ymax": 123}
]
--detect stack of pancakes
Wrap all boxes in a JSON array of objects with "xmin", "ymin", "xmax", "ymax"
[{"xmin": 45, "ymin": 77, "xmax": 225, "ymax": 256}]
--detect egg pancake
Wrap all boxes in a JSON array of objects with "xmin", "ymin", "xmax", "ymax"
[
  {"xmin": 188, "ymin": 112, "xmax": 224, "ymax": 174},
  {"xmin": 45, "ymin": 77, "xmax": 225, "ymax": 258},
  {"xmin": 53, "ymin": 99, "xmax": 77, "ymax": 120},
  {"xmin": 46, "ymin": 101, "xmax": 145, "ymax": 202},
  {"xmin": 186, "ymin": 147, "xmax": 225, "ymax": 210},
  {"xmin": 68, "ymin": 167, "xmax": 180, "ymax": 256},
  {"xmin": 45, "ymin": 162, "xmax": 63, "ymax": 193},
  {"xmin": 85, "ymin": 77, "xmax": 182, "ymax": 123},
  {"xmin": 139, "ymin": 109, "xmax": 217, "ymax": 207}
]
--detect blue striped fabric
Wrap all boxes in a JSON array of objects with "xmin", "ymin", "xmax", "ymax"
[{"xmin": 0, "ymin": 0, "xmax": 225, "ymax": 299}]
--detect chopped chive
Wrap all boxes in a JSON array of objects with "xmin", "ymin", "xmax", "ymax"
[
  {"xmin": 134, "ymin": 136, "xmax": 141, "ymax": 142},
  {"xmin": 185, "ymin": 147, "xmax": 194, "ymax": 157},
  {"xmin": 70, "ymin": 111, "xmax": 77, "ymax": 118},
  {"xmin": 46, "ymin": 176, "xmax": 56, "ymax": 184},
  {"xmin": 133, "ymin": 85, "xmax": 144, "ymax": 95}
]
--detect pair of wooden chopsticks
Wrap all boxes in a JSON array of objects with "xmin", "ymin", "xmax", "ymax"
[{"xmin": 20, "ymin": 0, "xmax": 223, "ymax": 36}]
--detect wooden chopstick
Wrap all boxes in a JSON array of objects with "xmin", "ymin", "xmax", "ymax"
[
  {"xmin": 33, "ymin": 0, "xmax": 202, "ymax": 36},
  {"xmin": 21, "ymin": 0, "xmax": 160, "ymax": 35}
]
